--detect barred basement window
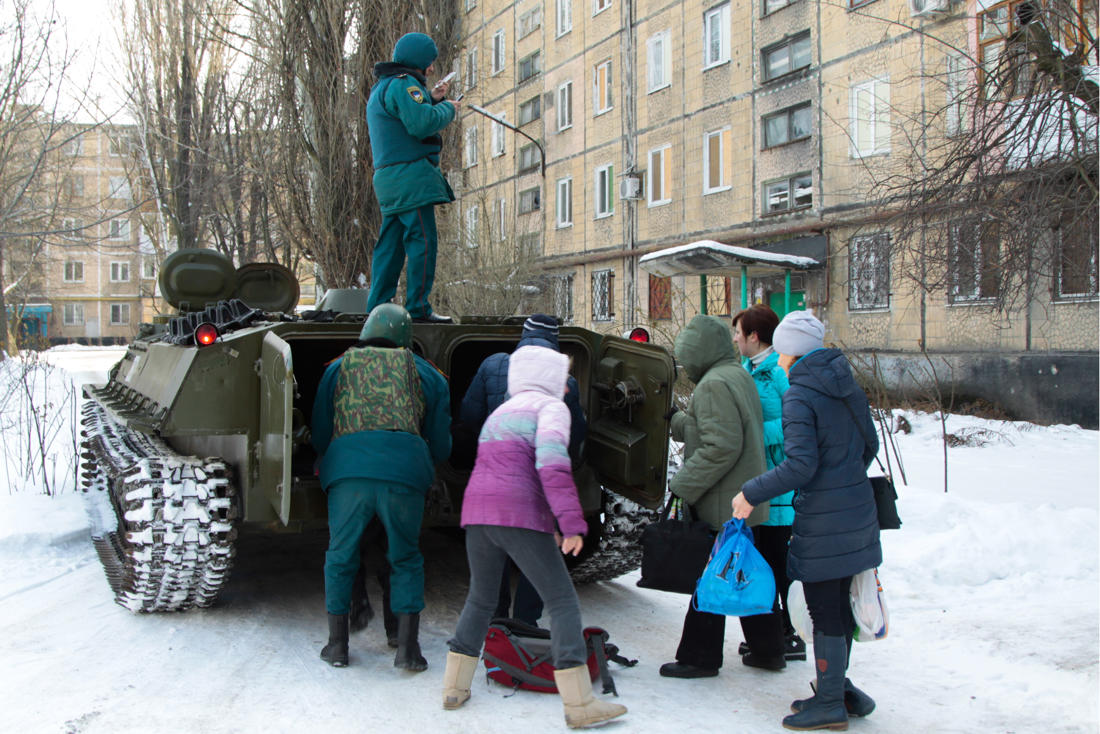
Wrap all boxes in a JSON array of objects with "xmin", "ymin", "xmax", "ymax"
[
  {"xmin": 948, "ymin": 220, "xmax": 1000, "ymax": 303},
  {"xmin": 553, "ymin": 274, "xmax": 574, "ymax": 322},
  {"xmin": 849, "ymin": 233, "xmax": 891, "ymax": 311},
  {"xmin": 592, "ymin": 269, "xmax": 615, "ymax": 321},
  {"xmin": 649, "ymin": 274, "xmax": 671, "ymax": 319}
]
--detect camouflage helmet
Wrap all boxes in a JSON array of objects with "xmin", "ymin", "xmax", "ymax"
[{"xmin": 359, "ymin": 303, "xmax": 413, "ymax": 347}]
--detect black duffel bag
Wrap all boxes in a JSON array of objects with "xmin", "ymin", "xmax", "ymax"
[{"xmin": 636, "ymin": 495, "xmax": 714, "ymax": 595}]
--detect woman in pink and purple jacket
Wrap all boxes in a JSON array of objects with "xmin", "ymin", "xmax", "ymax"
[{"xmin": 440, "ymin": 344, "xmax": 626, "ymax": 729}]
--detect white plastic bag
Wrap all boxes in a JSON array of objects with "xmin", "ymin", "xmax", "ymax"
[
  {"xmin": 850, "ymin": 568, "xmax": 889, "ymax": 642},
  {"xmin": 786, "ymin": 580, "xmax": 813, "ymax": 642}
]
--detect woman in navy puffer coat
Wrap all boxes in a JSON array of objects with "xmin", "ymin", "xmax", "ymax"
[{"xmin": 732, "ymin": 310, "xmax": 880, "ymax": 732}]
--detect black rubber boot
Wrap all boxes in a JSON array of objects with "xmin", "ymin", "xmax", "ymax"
[
  {"xmin": 393, "ymin": 613, "xmax": 428, "ymax": 672},
  {"xmin": 320, "ymin": 613, "xmax": 349, "ymax": 668},
  {"xmin": 782, "ymin": 633, "xmax": 848, "ymax": 730},
  {"xmin": 349, "ymin": 566, "xmax": 374, "ymax": 633}
]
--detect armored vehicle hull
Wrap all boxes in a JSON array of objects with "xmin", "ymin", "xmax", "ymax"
[{"xmin": 80, "ymin": 251, "xmax": 675, "ymax": 612}]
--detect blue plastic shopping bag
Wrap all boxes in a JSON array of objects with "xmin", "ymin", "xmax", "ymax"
[{"xmin": 692, "ymin": 518, "xmax": 776, "ymax": 617}]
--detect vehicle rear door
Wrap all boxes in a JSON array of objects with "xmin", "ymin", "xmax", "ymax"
[
  {"xmin": 258, "ymin": 332, "xmax": 294, "ymax": 525},
  {"xmin": 585, "ymin": 335, "xmax": 676, "ymax": 509}
]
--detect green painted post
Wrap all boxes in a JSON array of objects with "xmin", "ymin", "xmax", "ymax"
[
  {"xmin": 700, "ymin": 274, "xmax": 707, "ymax": 315},
  {"xmin": 741, "ymin": 265, "xmax": 748, "ymax": 309},
  {"xmin": 785, "ymin": 269, "xmax": 792, "ymax": 314}
]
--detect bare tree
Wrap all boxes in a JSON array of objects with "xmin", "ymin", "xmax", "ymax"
[
  {"xmin": 873, "ymin": 0, "xmax": 1098, "ymax": 321},
  {"xmin": 0, "ymin": 0, "xmax": 88, "ymax": 356}
]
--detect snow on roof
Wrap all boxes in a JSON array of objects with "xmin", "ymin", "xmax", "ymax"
[{"xmin": 638, "ymin": 239, "xmax": 819, "ymax": 277}]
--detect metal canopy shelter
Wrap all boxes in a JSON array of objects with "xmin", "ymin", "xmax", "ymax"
[{"xmin": 638, "ymin": 239, "xmax": 821, "ymax": 315}]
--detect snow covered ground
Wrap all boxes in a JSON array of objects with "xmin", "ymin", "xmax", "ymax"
[{"xmin": 0, "ymin": 346, "xmax": 1097, "ymax": 733}]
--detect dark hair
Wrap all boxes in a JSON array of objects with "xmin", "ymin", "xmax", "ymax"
[{"xmin": 731, "ymin": 305, "xmax": 780, "ymax": 346}]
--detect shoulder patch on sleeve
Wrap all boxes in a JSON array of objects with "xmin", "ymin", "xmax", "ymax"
[{"xmin": 407, "ymin": 86, "xmax": 425, "ymax": 103}]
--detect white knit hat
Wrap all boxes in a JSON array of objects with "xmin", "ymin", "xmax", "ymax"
[{"xmin": 772, "ymin": 310, "xmax": 825, "ymax": 356}]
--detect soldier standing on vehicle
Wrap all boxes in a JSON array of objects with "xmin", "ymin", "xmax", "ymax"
[
  {"xmin": 365, "ymin": 32, "xmax": 462, "ymax": 324},
  {"xmin": 311, "ymin": 303, "xmax": 451, "ymax": 671}
]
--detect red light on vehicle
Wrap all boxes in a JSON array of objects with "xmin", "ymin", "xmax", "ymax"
[
  {"xmin": 195, "ymin": 322, "xmax": 219, "ymax": 346},
  {"xmin": 628, "ymin": 327, "xmax": 650, "ymax": 343}
]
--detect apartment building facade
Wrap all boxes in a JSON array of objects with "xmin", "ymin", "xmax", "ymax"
[
  {"xmin": 454, "ymin": 0, "xmax": 1098, "ymax": 358},
  {"xmin": 22, "ymin": 125, "xmax": 158, "ymax": 344}
]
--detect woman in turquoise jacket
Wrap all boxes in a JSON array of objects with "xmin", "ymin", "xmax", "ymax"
[{"xmin": 732, "ymin": 305, "xmax": 803, "ymax": 669}]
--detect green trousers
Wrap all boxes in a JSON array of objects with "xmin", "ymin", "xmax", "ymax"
[
  {"xmin": 366, "ymin": 204, "xmax": 438, "ymax": 319},
  {"xmin": 324, "ymin": 477, "xmax": 426, "ymax": 615}
]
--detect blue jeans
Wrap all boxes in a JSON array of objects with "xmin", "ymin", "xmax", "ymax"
[
  {"xmin": 324, "ymin": 477, "xmax": 425, "ymax": 615},
  {"xmin": 450, "ymin": 525, "xmax": 586, "ymax": 668}
]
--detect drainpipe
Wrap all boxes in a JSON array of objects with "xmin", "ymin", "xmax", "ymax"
[{"xmin": 621, "ymin": 0, "xmax": 638, "ymax": 327}]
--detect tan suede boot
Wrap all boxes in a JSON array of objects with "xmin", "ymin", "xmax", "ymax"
[
  {"xmin": 442, "ymin": 651, "xmax": 479, "ymax": 710},
  {"xmin": 553, "ymin": 665, "xmax": 627, "ymax": 729}
]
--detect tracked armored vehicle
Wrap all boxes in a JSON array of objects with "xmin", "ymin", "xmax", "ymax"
[{"xmin": 80, "ymin": 249, "xmax": 675, "ymax": 612}]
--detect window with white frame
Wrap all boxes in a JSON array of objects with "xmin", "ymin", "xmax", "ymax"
[
  {"xmin": 763, "ymin": 102, "xmax": 812, "ymax": 148},
  {"xmin": 110, "ymin": 303, "xmax": 130, "ymax": 325},
  {"xmin": 66, "ymin": 135, "xmax": 83, "ymax": 156},
  {"xmin": 465, "ymin": 205, "xmax": 479, "ymax": 245},
  {"xmin": 110, "ymin": 261, "xmax": 130, "ymax": 282},
  {"xmin": 764, "ymin": 172, "xmax": 812, "ymax": 213},
  {"xmin": 519, "ymin": 51, "xmax": 541, "ymax": 82},
  {"xmin": 647, "ymin": 145, "xmax": 672, "ymax": 206},
  {"xmin": 556, "ymin": 177, "xmax": 573, "ymax": 228},
  {"xmin": 850, "ymin": 78, "xmax": 891, "ymax": 158},
  {"xmin": 64, "ymin": 260, "xmax": 84, "ymax": 282},
  {"xmin": 557, "ymin": 81, "xmax": 573, "ymax": 130},
  {"xmin": 948, "ymin": 220, "xmax": 1000, "ymax": 303},
  {"xmin": 849, "ymin": 233, "xmax": 891, "ymax": 310},
  {"xmin": 465, "ymin": 48, "xmax": 479, "ymax": 90},
  {"xmin": 945, "ymin": 54, "xmax": 968, "ymax": 137},
  {"xmin": 703, "ymin": 4, "xmax": 730, "ymax": 69},
  {"xmin": 553, "ymin": 274, "xmax": 574, "ymax": 321},
  {"xmin": 108, "ymin": 136, "xmax": 127, "ymax": 157},
  {"xmin": 63, "ymin": 303, "xmax": 84, "ymax": 326},
  {"xmin": 519, "ymin": 96, "xmax": 541, "ymax": 125},
  {"xmin": 593, "ymin": 60, "xmax": 613, "ymax": 115},
  {"xmin": 595, "ymin": 164, "xmax": 614, "ymax": 218},
  {"xmin": 465, "ymin": 126, "xmax": 479, "ymax": 167},
  {"xmin": 491, "ymin": 115, "xmax": 507, "ymax": 157},
  {"xmin": 1055, "ymin": 207, "xmax": 1099, "ymax": 299},
  {"xmin": 518, "ymin": 187, "xmax": 541, "ymax": 214},
  {"xmin": 594, "ymin": 0, "xmax": 611, "ymax": 15},
  {"xmin": 109, "ymin": 176, "xmax": 131, "ymax": 201},
  {"xmin": 519, "ymin": 7, "xmax": 541, "ymax": 38},
  {"xmin": 491, "ymin": 30, "xmax": 505, "ymax": 74},
  {"xmin": 592, "ymin": 269, "xmax": 614, "ymax": 321},
  {"xmin": 557, "ymin": 0, "xmax": 572, "ymax": 35},
  {"xmin": 67, "ymin": 175, "xmax": 84, "ymax": 198},
  {"xmin": 495, "ymin": 198, "xmax": 507, "ymax": 241},
  {"xmin": 647, "ymin": 31, "xmax": 671, "ymax": 93},
  {"xmin": 109, "ymin": 218, "xmax": 130, "ymax": 240},
  {"xmin": 61, "ymin": 218, "xmax": 81, "ymax": 238},
  {"xmin": 143, "ymin": 259, "xmax": 156, "ymax": 279},
  {"xmin": 703, "ymin": 128, "xmax": 730, "ymax": 194},
  {"xmin": 518, "ymin": 143, "xmax": 540, "ymax": 173},
  {"xmin": 763, "ymin": 32, "xmax": 811, "ymax": 81}
]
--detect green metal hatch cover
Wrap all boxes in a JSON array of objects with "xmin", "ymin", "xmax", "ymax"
[
  {"xmin": 233, "ymin": 262, "xmax": 300, "ymax": 314},
  {"xmin": 159, "ymin": 249, "xmax": 238, "ymax": 311}
]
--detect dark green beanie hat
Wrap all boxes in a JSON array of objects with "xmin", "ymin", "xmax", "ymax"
[{"xmin": 393, "ymin": 33, "xmax": 438, "ymax": 71}]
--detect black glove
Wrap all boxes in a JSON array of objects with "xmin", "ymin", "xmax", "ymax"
[{"xmin": 663, "ymin": 405, "xmax": 679, "ymax": 420}]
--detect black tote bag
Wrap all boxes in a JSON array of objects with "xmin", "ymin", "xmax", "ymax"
[{"xmin": 636, "ymin": 496, "xmax": 715, "ymax": 594}]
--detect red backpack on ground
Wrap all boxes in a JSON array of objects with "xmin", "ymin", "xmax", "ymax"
[{"xmin": 482, "ymin": 618, "xmax": 637, "ymax": 695}]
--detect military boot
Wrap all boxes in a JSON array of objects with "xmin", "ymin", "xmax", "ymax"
[
  {"xmin": 393, "ymin": 612, "xmax": 428, "ymax": 672},
  {"xmin": 320, "ymin": 613, "xmax": 349, "ymax": 668}
]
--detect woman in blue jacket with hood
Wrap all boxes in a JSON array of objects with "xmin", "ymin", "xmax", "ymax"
[{"xmin": 732, "ymin": 310, "xmax": 880, "ymax": 731}]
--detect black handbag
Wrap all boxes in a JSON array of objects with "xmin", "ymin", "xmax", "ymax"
[
  {"xmin": 636, "ymin": 495, "xmax": 715, "ymax": 594},
  {"xmin": 840, "ymin": 397, "xmax": 902, "ymax": 530}
]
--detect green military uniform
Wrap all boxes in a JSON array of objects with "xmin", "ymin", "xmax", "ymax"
[{"xmin": 365, "ymin": 33, "xmax": 457, "ymax": 320}]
